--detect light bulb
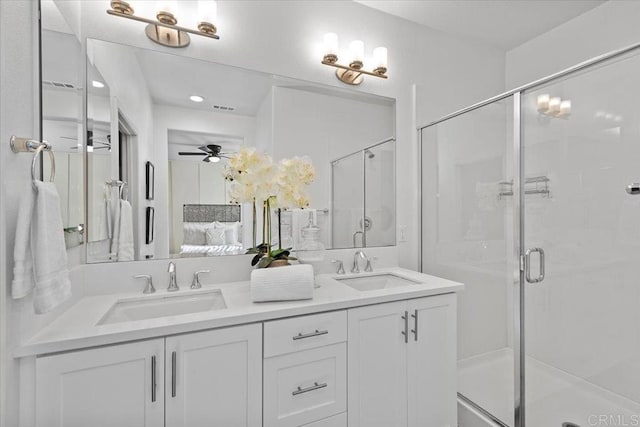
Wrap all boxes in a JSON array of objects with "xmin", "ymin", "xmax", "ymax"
[
  {"xmin": 373, "ymin": 46, "xmax": 388, "ymax": 70},
  {"xmin": 349, "ymin": 40, "xmax": 364, "ymax": 63},
  {"xmin": 548, "ymin": 97, "xmax": 561, "ymax": 114},
  {"xmin": 559, "ymin": 100, "xmax": 571, "ymax": 116},
  {"xmin": 323, "ymin": 33, "xmax": 338, "ymax": 57},
  {"xmin": 198, "ymin": 0, "xmax": 217, "ymax": 24},
  {"xmin": 536, "ymin": 94, "xmax": 550, "ymax": 112},
  {"xmin": 156, "ymin": 1, "xmax": 176, "ymax": 14}
]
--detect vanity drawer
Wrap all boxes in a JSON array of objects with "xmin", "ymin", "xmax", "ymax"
[
  {"xmin": 301, "ymin": 413, "xmax": 347, "ymax": 427},
  {"xmin": 264, "ymin": 310, "xmax": 347, "ymax": 357},
  {"xmin": 263, "ymin": 343, "xmax": 347, "ymax": 427}
]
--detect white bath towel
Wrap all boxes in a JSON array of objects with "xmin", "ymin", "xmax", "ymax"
[
  {"xmin": 12, "ymin": 182, "xmax": 72, "ymax": 314},
  {"xmin": 250, "ymin": 264, "xmax": 314, "ymax": 302},
  {"xmin": 117, "ymin": 200, "xmax": 134, "ymax": 261}
]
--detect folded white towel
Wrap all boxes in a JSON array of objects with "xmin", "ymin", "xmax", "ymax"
[
  {"xmin": 250, "ymin": 264, "xmax": 314, "ymax": 302},
  {"xmin": 117, "ymin": 200, "xmax": 134, "ymax": 261},
  {"xmin": 12, "ymin": 182, "xmax": 72, "ymax": 314}
]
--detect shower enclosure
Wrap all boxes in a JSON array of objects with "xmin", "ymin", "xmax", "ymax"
[
  {"xmin": 420, "ymin": 45, "xmax": 640, "ymax": 427},
  {"xmin": 332, "ymin": 138, "xmax": 395, "ymax": 249}
]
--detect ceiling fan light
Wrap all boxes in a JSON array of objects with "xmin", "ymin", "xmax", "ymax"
[{"xmin": 209, "ymin": 155, "xmax": 221, "ymax": 163}]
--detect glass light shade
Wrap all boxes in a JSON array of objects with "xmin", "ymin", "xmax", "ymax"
[
  {"xmin": 537, "ymin": 94, "xmax": 550, "ymax": 111},
  {"xmin": 349, "ymin": 40, "xmax": 364, "ymax": 63},
  {"xmin": 156, "ymin": 1, "xmax": 177, "ymax": 14},
  {"xmin": 373, "ymin": 46, "xmax": 388, "ymax": 68},
  {"xmin": 559, "ymin": 100, "xmax": 571, "ymax": 115},
  {"xmin": 198, "ymin": 0, "xmax": 217, "ymax": 23},
  {"xmin": 548, "ymin": 97, "xmax": 561, "ymax": 113},
  {"xmin": 323, "ymin": 33, "xmax": 339, "ymax": 56},
  {"xmin": 208, "ymin": 156, "xmax": 221, "ymax": 163}
]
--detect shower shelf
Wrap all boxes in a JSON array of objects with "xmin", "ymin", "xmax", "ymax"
[{"xmin": 498, "ymin": 175, "xmax": 550, "ymax": 199}]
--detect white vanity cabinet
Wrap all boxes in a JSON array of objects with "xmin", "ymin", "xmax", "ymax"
[
  {"xmin": 35, "ymin": 324, "xmax": 262, "ymax": 427},
  {"xmin": 35, "ymin": 338, "xmax": 165, "ymax": 427},
  {"xmin": 263, "ymin": 311, "xmax": 348, "ymax": 427},
  {"xmin": 165, "ymin": 324, "xmax": 262, "ymax": 427},
  {"xmin": 347, "ymin": 293, "xmax": 457, "ymax": 427}
]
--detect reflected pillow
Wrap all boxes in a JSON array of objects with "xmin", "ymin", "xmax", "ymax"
[
  {"xmin": 214, "ymin": 221, "xmax": 241, "ymax": 245},
  {"xmin": 183, "ymin": 222, "xmax": 209, "ymax": 245},
  {"xmin": 205, "ymin": 227, "xmax": 226, "ymax": 246}
]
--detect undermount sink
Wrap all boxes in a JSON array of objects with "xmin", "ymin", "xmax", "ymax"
[
  {"xmin": 98, "ymin": 290, "xmax": 227, "ymax": 325},
  {"xmin": 336, "ymin": 273, "xmax": 421, "ymax": 291}
]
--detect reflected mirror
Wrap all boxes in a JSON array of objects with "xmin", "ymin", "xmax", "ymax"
[{"xmin": 53, "ymin": 35, "xmax": 395, "ymax": 263}]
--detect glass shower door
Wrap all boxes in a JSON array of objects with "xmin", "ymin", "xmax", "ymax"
[
  {"xmin": 521, "ymin": 51, "xmax": 640, "ymax": 426},
  {"xmin": 421, "ymin": 96, "xmax": 516, "ymax": 426}
]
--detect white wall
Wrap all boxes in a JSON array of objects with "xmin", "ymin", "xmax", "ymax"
[{"xmin": 505, "ymin": 0, "xmax": 640, "ymax": 89}]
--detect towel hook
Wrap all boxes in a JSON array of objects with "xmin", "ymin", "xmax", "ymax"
[{"xmin": 10, "ymin": 136, "xmax": 55, "ymax": 190}]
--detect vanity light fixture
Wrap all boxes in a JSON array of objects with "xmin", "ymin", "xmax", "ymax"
[
  {"xmin": 321, "ymin": 33, "xmax": 388, "ymax": 85},
  {"xmin": 189, "ymin": 95, "xmax": 204, "ymax": 102},
  {"xmin": 537, "ymin": 94, "xmax": 571, "ymax": 118},
  {"xmin": 107, "ymin": 0, "xmax": 220, "ymax": 48},
  {"xmin": 92, "ymin": 80, "xmax": 105, "ymax": 88}
]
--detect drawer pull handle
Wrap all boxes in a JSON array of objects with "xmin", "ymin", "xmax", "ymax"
[
  {"xmin": 292, "ymin": 381, "xmax": 328, "ymax": 396},
  {"xmin": 292, "ymin": 329, "xmax": 329, "ymax": 341},
  {"xmin": 171, "ymin": 351, "xmax": 177, "ymax": 398}
]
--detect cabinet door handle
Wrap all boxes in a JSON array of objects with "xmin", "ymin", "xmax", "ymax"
[
  {"xmin": 401, "ymin": 311, "xmax": 408, "ymax": 343},
  {"xmin": 151, "ymin": 355, "xmax": 157, "ymax": 403},
  {"xmin": 292, "ymin": 329, "xmax": 329, "ymax": 341},
  {"xmin": 411, "ymin": 310, "xmax": 418, "ymax": 341},
  {"xmin": 171, "ymin": 351, "xmax": 177, "ymax": 398},
  {"xmin": 292, "ymin": 381, "xmax": 328, "ymax": 396}
]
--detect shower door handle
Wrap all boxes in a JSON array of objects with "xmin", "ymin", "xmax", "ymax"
[{"xmin": 525, "ymin": 248, "xmax": 545, "ymax": 284}]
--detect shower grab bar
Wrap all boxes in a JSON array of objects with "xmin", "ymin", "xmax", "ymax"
[{"xmin": 525, "ymin": 248, "xmax": 545, "ymax": 284}]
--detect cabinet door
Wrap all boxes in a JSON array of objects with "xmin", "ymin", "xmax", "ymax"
[
  {"xmin": 165, "ymin": 323, "xmax": 262, "ymax": 427},
  {"xmin": 407, "ymin": 294, "xmax": 457, "ymax": 427},
  {"xmin": 348, "ymin": 301, "xmax": 408, "ymax": 427},
  {"xmin": 35, "ymin": 339, "xmax": 164, "ymax": 427}
]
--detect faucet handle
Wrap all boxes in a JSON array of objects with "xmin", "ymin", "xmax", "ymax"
[
  {"xmin": 331, "ymin": 260, "xmax": 345, "ymax": 275},
  {"xmin": 191, "ymin": 270, "xmax": 210, "ymax": 289},
  {"xmin": 134, "ymin": 274, "xmax": 156, "ymax": 294}
]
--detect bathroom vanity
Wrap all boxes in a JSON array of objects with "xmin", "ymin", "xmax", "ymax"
[{"xmin": 16, "ymin": 268, "xmax": 462, "ymax": 427}]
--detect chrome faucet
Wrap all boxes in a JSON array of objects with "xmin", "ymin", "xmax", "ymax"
[
  {"xmin": 352, "ymin": 250, "xmax": 373, "ymax": 273},
  {"xmin": 167, "ymin": 262, "xmax": 179, "ymax": 292},
  {"xmin": 191, "ymin": 270, "xmax": 210, "ymax": 289},
  {"xmin": 133, "ymin": 274, "xmax": 156, "ymax": 294}
]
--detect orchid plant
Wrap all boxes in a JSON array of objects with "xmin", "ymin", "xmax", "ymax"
[{"xmin": 224, "ymin": 148, "xmax": 316, "ymax": 267}]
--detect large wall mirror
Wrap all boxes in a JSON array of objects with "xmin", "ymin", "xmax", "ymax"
[{"xmin": 41, "ymin": 3, "xmax": 396, "ymax": 264}]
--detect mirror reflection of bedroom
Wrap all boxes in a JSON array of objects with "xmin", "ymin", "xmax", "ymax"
[{"xmin": 168, "ymin": 130, "xmax": 243, "ymax": 258}]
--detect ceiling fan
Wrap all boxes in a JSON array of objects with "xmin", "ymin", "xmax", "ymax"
[{"xmin": 178, "ymin": 144, "xmax": 232, "ymax": 163}]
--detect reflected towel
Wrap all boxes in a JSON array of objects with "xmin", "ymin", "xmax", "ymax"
[
  {"xmin": 12, "ymin": 182, "xmax": 72, "ymax": 314},
  {"xmin": 291, "ymin": 209, "xmax": 317, "ymax": 248},
  {"xmin": 117, "ymin": 200, "xmax": 134, "ymax": 261},
  {"xmin": 250, "ymin": 264, "xmax": 314, "ymax": 302}
]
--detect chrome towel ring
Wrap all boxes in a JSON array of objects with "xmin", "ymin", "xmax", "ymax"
[{"xmin": 10, "ymin": 135, "xmax": 55, "ymax": 190}]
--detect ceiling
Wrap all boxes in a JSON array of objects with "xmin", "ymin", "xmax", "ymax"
[{"xmin": 354, "ymin": 0, "xmax": 606, "ymax": 50}]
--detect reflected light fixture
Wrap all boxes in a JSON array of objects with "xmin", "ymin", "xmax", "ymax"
[
  {"xmin": 107, "ymin": 0, "xmax": 220, "ymax": 48},
  {"xmin": 189, "ymin": 95, "xmax": 204, "ymax": 102},
  {"xmin": 537, "ymin": 94, "xmax": 571, "ymax": 118},
  {"xmin": 321, "ymin": 33, "xmax": 388, "ymax": 85},
  {"xmin": 206, "ymin": 155, "xmax": 221, "ymax": 163},
  {"xmin": 92, "ymin": 80, "xmax": 105, "ymax": 88}
]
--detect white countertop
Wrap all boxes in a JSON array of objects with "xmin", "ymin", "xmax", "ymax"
[{"xmin": 15, "ymin": 267, "xmax": 463, "ymax": 358}]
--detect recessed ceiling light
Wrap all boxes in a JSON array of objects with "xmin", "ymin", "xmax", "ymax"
[
  {"xmin": 190, "ymin": 95, "xmax": 204, "ymax": 103},
  {"xmin": 92, "ymin": 80, "xmax": 105, "ymax": 88}
]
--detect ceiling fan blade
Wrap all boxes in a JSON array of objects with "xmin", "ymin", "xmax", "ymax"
[
  {"xmin": 178, "ymin": 152, "xmax": 206, "ymax": 156},
  {"xmin": 197, "ymin": 146, "xmax": 212, "ymax": 153}
]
